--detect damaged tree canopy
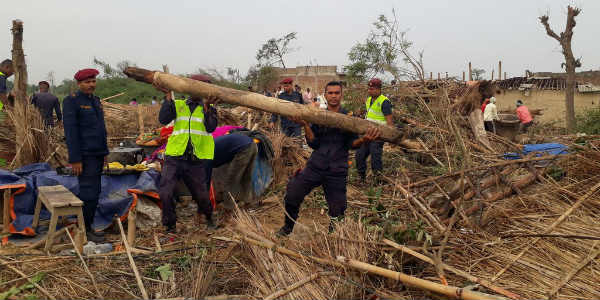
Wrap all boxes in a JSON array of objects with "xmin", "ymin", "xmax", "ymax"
[{"xmin": 123, "ymin": 67, "xmax": 405, "ymax": 144}]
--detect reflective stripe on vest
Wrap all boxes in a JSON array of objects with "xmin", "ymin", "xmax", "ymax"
[
  {"xmin": 365, "ymin": 95, "xmax": 388, "ymax": 125},
  {"xmin": 165, "ymin": 100, "xmax": 215, "ymax": 159}
]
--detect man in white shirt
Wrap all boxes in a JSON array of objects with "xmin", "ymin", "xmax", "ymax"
[{"xmin": 483, "ymin": 97, "xmax": 498, "ymax": 133}]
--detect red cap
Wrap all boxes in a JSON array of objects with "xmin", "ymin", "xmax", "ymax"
[
  {"xmin": 190, "ymin": 74, "xmax": 212, "ymax": 83},
  {"xmin": 38, "ymin": 81, "xmax": 49, "ymax": 86},
  {"xmin": 280, "ymin": 77, "xmax": 293, "ymax": 84},
  {"xmin": 74, "ymin": 69, "xmax": 99, "ymax": 82},
  {"xmin": 368, "ymin": 78, "xmax": 382, "ymax": 88}
]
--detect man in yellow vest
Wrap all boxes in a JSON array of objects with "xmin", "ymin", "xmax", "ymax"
[
  {"xmin": 0, "ymin": 59, "xmax": 14, "ymax": 110},
  {"xmin": 157, "ymin": 74, "xmax": 219, "ymax": 233},
  {"xmin": 355, "ymin": 78, "xmax": 393, "ymax": 183}
]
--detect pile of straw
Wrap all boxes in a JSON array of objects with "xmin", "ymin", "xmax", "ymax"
[{"xmin": 265, "ymin": 130, "xmax": 310, "ymax": 184}]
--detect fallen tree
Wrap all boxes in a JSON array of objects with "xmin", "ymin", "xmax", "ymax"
[{"xmin": 123, "ymin": 67, "xmax": 405, "ymax": 144}]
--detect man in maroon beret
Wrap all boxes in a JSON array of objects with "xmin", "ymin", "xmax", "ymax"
[
  {"xmin": 155, "ymin": 74, "xmax": 220, "ymax": 233},
  {"xmin": 355, "ymin": 78, "xmax": 393, "ymax": 184},
  {"xmin": 62, "ymin": 68, "xmax": 108, "ymax": 243},
  {"xmin": 269, "ymin": 77, "xmax": 304, "ymax": 137}
]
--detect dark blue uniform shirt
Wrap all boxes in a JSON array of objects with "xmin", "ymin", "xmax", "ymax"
[
  {"xmin": 306, "ymin": 108, "xmax": 359, "ymax": 174},
  {"xmin": 31, "ymin": 92, "xmax": 62, "ymax": 126},
  {"xmin": 62, "ymin": 91, "xmax": 109, "ymax": 163},
  {"xmin": 270, "ymin": 91, "xmax": 304, "ymax": 130},
  {"xmin": 213, "ymin": 133, "xmax": 253, "ymax": 168}
]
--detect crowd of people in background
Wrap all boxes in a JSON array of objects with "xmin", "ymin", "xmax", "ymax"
[{"xmin": 257, "ymin": 83, "xmax": 328, "ymax": 110}]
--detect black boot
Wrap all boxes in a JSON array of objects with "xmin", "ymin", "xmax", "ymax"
[
  {"xmin": 206, "ymin": 214, "xmax": 217, "ymax": 230},
  {"xmin": 276, "ymin": 216, "xmax": 295, "ymax": 237},
  {"xmin": 86, "ymin": 230, "xmax": 105, "ymax": 243},
  {"xmin": 328, "ymin": 215, "xmax": 344, "ymax": 233},
  {"xmin": 165, "ymin": 223, "xmax": 176, "ymax": 234}
]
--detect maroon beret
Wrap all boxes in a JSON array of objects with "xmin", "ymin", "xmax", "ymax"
[
  {"xmin": 280, "ymin": 77, "xmax": 293, "ymax": 84},
  {"xmin": 368, "ymin": 78, "xmax": 382, "ymax": 88},
  {"xmin": 74, "ymin": 69, "xmax": 99, "ymax": 82},
  {"xmin": 190, "ymin": 74, "xmax": 212, "ymax": 83}
]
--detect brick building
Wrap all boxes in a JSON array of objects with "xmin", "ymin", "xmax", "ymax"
[{"xmin": 269, "ymin": 65, "xmax": 346, "ymax": 96}]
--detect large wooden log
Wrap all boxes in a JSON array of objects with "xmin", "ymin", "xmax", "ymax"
[{"xmin": 123, "ymin": 67, "xmax": 404, "ymax": 144}]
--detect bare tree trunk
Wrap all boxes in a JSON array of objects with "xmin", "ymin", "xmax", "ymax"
[
  {"xmin": 124, "ymin": 67, "xmax": 405, "ymax": 144},
  {"xmin": 11, "ymin": 20, "xmax": 27, "ymax": 105},
  {"xmin": 540, "ymin": 6, "xmax": 581, "ymax": 133}
]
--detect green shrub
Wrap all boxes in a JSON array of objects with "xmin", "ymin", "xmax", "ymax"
[{"xmin": 576, "ymin": 107, "xmax": 600, "ymax": 134}]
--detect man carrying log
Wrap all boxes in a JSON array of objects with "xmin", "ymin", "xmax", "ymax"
[
  {"xmin": 63, "ymin": 68, "xmax": 108, "ymax": 243},
  {"xmin": 355, "ymin": 78, "xmax": 393, "ymax": 184},
  {"xmin": 269, "ymin": 77, "xmax": 304, "ymax": 137},
  {"xmin": 156, "ymin": 74, "xmax": 220, "ymax": 233},
  {"xmin": 277, "ymin": 81, "xmax": 381, "ymax": 236},
  {"xmin": 0, "ymin": 59, "xmax": 14, "ymax": 110}
]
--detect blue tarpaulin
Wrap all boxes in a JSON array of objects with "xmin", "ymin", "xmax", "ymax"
[
  {"xmin": 0, "ymin": 163, "xmax": 160, "ymax": 236},
  {"xmin": 503, "ymin": 143, "xmax": 568, "ymax": 160}
]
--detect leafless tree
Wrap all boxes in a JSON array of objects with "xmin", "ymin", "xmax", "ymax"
[{"xmin": 539, "ymin": 5, "xmax": 581, "ymax": 132}]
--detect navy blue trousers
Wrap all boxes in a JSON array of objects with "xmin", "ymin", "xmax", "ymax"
[
  {"xmin": 159, "ymin": 157, "xmax": 212, "ymax": 227},
  {"xmin": 78, "ymin": 155, "xmax": 104, "ymax": 231},
  {"xmin": 283, "ymin": 166, "xmax": 347, "ymax": 229},
  {"xmin": 355, "ymin": 141, "xmax": 384, "ymax": 176}
]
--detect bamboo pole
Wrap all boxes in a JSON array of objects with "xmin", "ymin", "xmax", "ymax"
[
  {"xmin": 0, "ymin": 257, "xmax": 56, "ymax": 300},
  {"xmin": 116, "ymin": 216, "xmax": 149, "ymax": 300},
  {"xmin": 65, "ymin": 229, "xmax": 103, "ymax": 299},
  {"xmin": 101, "ymin": 92, "xmax": 125, "ymax": 102},
  {"xmin": 2, "ymin": 189, "xmax": 9, "ymax": 240},
  {"xmin": 123, "ymin": 67, "xmax": 404, "ymax": 145},
  {"xmin": 491, "ymin": 181, "xmax": 600, "ymax": 282},
  {"xmin": 383, "ymin": 239, "xmax": 521, "ymax": 299},
  {"xmin": 336, "ymin": 256, "xmax": 508, "ymax": 300}
]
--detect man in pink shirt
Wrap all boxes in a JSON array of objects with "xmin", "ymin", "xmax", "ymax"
[{"xmin": 516, "ymin": 100, "xmax": 533, "ymax": 132}]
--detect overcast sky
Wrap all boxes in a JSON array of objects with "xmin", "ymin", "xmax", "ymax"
[{"xmin": 1, "ymin": 0, "xmax": 596, "ymax": 84}]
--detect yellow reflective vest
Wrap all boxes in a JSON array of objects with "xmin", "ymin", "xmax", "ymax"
[
  {"xmin": 365, "ymin": 94, "xmax": 389, "ymax": 125},
  {"xmin": 164, "ymin": 100, "xmax": 214, "ymax": 160}
]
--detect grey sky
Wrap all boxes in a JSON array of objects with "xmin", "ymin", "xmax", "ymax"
[{"xmin": 1, "ymin": 0, "xmax": 596, "ymax": 84}]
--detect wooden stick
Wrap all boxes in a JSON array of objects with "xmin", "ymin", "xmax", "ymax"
[
  {"xmin": 548, "ymin": 241, "xmax": 600, "ymax": 298},
  {"xmin": 101, "ymin": 92, "xmax": 125, "ymax": 102},
  {"xmin": 392, "ymin": 180, "xmax": 446, "ymax": 233},
  {"xmin": 3, "ymin": 189, "xmax": 10, "ymax": 238},
  {"xmin": 154, "ymin": 233, "xmax": 162, "ymax": 252},
  {"xmin": 501, "ymin": 233, "xmax": 600, "ymax": 240},
  {"xmin": 112, "ymin": 269, "xmax": 169, "ymax": 284},
  {"xmin": 407, "ymin": 155, "xmax": 562, "ymax": 188},
  {"xmin": 0, "ymin": 257, "xmax": 56, "ymax": 300},
  {"xmin": 65, "ymin": 229, "xmax": 103, "ymax": 299},
  {"xmin": 116, "ymin": 216, "xmax": 149, "ymax": 300},
  {"xmin": 491, "ymin": 181, "xmax": 600, "ymax": 282},
  {"xmin": 123, "ymin": 67, "xmax": 404, "ymax": 144},
  {"xmin": 238, "ymin": 234, "xmax": 343, "ymax": 268},
  {"xmin": 383, "ymin": 239, "xmax": 521, "ymax": 300},
  {"xmin": 263, "ymin": 272, "xmax": 331, "ymax": 300},
  {"xmin": 336, "ymin": 256, "xmax": 508, "ymax": 300},
  {"xmin": 27, "ymin": 224, "xmax": 75, "ymax": 249}
]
